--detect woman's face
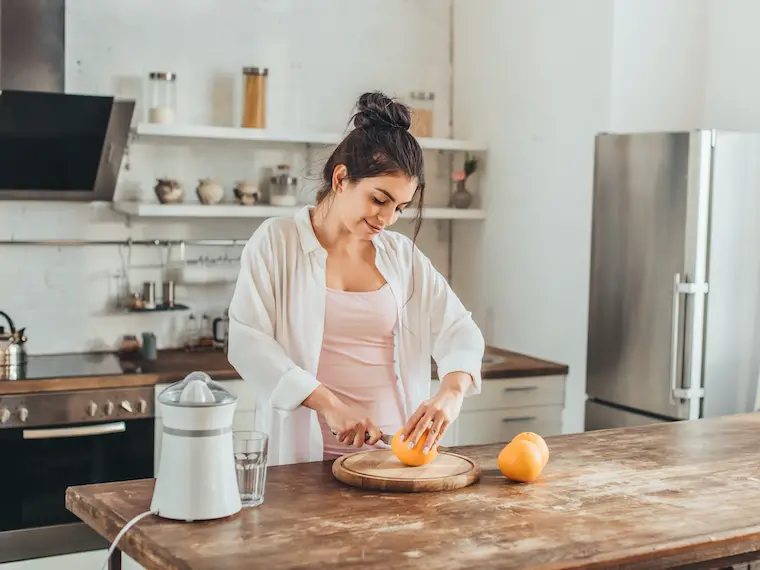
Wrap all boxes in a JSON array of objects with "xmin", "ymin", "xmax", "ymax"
[{"xmin": 333, "ymin": 168, "xmax": 418, "ymax": 240}]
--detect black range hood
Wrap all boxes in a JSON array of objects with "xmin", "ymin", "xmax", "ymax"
[{"xmin": 0, "ymin": 0, "xmax": 134, "ymax": 202}]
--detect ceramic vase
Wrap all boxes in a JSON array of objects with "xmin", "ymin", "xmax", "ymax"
[
  {"xmin": 197, "ymin": 179, "xmax": 224, "ymax": 205},
  {"xmin": 451, "ymin": 180, "xmax": 473, "ymax": 209}
]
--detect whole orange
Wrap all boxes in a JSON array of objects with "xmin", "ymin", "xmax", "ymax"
[
  {"xmin": 512, "ymin": 431, "xmax": 549, "ymax": 467},
  {"xmin": 497, "ymin": 439, "xmax": 545, "ymax": 482},
  {"xmin": 390, "ymin": 428, "xmax": 438, "ymax": 466}
]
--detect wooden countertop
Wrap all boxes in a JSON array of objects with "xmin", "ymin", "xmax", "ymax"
[
  {"xmin": 0, "ymin": 345, "xmax": 568, "ymax": 396},
  {"xmin": 66, "ymin": 413, "xmax": 760, "ymax": 570},
  {"xmin": 442, "ymin": 345, "xmax": 569, "ymax": 379}
]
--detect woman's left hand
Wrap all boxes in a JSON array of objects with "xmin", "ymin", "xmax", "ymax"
[{"xmin": 400, "ymin": 372, "xmax": 472, "ymax": 454}]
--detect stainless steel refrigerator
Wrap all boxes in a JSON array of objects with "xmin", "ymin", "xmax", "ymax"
[{"xmin": 585, "ymin": 130, "xmax": 760, "ymax": 430}]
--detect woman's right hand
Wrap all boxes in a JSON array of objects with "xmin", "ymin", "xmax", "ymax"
[
  {"xmin": 303, "ymin": 385, "xmax": 381, "ymax": 448},
  {"xmin": 322, "ymin": 399, "xmax": 382, "ymax": 448}
]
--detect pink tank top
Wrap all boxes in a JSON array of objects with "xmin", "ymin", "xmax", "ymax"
[{"xmin": 316, "ymin": 284, "xmax": 405, "ymax": 460}]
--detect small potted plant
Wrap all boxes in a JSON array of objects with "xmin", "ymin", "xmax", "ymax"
[{"xmin": 451, "ymin": 154, "xmax": 478, "ymax": 209}]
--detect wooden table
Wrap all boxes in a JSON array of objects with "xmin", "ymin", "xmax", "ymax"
[{"xmin": 66, "ymin": 413, "xmax": 760, "ymax": 570}]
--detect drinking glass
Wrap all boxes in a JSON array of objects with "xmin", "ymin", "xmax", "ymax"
[{"xmin": 233, "ymin": 431, "xmax": 268, "ymax": 507}]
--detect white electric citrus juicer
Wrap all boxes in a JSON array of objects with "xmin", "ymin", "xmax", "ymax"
[{"xmin": 151, "ymin": 371, "xmax": 242, "ymax": 521}]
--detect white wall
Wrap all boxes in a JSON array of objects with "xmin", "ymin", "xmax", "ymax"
[
  {"xmin": 452, "ymin": 0, "xmax": 615, "ymax": 434},
  {"xmin": 452, "ymin": 0, "xmax": 760, "ymax": 434},
  {"xmin": 0, "ymin": 0, "xmax": 457, "ymax": 355},
  {"xmin": 703, "ymin": 0, "xmax": 760, "ymax": 129},
  {"xmin": 610, "ymin": 0, "xmax": 708, "ymax": 132}
]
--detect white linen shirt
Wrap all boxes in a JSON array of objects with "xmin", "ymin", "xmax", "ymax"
[{"xmin": 227, "ymin": 206, "xmax": 484, "ymax": 465}]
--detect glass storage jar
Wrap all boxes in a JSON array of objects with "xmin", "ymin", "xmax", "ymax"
[
  {"xmin": 148, "ymin": 72, "xmax": 177, "ymax": 124},
  {"xmin": 269, "ymin": 165, "xmax": 298, "ymax": 206},
  {"xmin": 409, "ymin": 91, "xmax": 435, "ymax": 138},
  {"xmin": 242, "ymin": 67, "xmax": 268, "ymax": 129}
]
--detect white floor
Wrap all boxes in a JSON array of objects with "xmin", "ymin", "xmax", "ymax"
[{"xmin": 0, "ymin": 550, "xmax": 144, "ymax": 570}]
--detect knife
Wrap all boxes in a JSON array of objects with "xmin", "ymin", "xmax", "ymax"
[{"xmin": 331, "ymin": 429, "xmax": 393, "ymax": 445}]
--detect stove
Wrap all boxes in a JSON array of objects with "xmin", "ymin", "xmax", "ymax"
[
  {"xmin": 0, "ymin": 352, "xmax": 126, "ymax": 381},
  {"xmin": 0, "ymin": 352, "xmax": 155, "ymax": 563}
]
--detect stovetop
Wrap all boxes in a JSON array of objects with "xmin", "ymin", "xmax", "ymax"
[{"xmin": 1, "ymin": 352, "xmax": 126, "ymax": 381}]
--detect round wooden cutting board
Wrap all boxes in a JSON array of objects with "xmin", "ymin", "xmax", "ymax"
[{"xmin": 332, "ymin": 449, "xmax": 480, "ymax": 492}]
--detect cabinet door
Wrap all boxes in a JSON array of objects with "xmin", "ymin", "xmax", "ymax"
[
  {"xmin": 456, "ymin": 406, "xmax": 564, "ymax": 446},
  {"xmin": 232, "ymin": 411, "xmax": 256, "ymax": 431},
  {"xmin": 440, "ymin": 422, "xmax": 457, "ymax": 447}
]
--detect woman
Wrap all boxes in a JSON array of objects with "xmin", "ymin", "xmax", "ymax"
[{"xmin": 228, "ymin": 91, "xmax": 484, "ymax": 465}]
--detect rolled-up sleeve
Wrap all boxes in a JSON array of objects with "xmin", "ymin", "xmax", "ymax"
[
  {"xmin": 227, "ymin": 222, "xmax": 320, "ymax": 411},
  {"xmin": 417, "ymin": 249, "xmax": 485, "ymax": 397}
]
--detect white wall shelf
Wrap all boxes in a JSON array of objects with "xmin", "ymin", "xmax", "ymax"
[
  {"xmin": 131, "ymin": 123, "xmax": 488, "ymax": 153},
  {"xmin": 112, "ymin": 201, "xmax": 486, "ymax": 220}
]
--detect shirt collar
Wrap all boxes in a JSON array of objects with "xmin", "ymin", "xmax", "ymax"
[
  {"xmin": 293, "ymin": 205, "xmax": 386, "ymax": 254},
  {"xmin": 294, "ymin": 206, "xmax": 322, "ymax": 254}
]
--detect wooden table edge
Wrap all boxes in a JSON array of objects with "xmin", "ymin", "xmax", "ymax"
[{"xmin": 535, "ymin": 526, "xmax": 760, "ymax": 570}]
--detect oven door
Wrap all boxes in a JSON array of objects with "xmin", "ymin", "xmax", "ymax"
[{"xmin": 0, "ymin": 418, "xmax": 154, "ymax": 563}]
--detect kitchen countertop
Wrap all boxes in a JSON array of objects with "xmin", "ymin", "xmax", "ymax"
[
  {"xmin": 0, "ymin": 345, "xmax": 568, "ymax": 396},
  {"xmin": 66, "ymin": 413, "xmax": 760, "ymax": 570}
]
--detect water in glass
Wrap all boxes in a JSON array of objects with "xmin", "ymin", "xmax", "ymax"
[{"xmin": 233, "ymin": 431, "xmax": 268, "ymax": 507}]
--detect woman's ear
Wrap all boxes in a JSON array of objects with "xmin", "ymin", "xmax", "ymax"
[{"xmin": 332, "ymin": 164, "xmax": 348, "ymax": 192}]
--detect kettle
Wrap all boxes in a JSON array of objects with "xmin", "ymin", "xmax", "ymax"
[
  {"xmin": 212, "ymin": 309, "xmax": 229, "ymax": 352},
  {"xmin": 0, "ymin": 311, "xmax": 27, "ymax": 369},
  {"xmin": 151, "ymin": 371, "xmax": 242, "ymax": 521}
]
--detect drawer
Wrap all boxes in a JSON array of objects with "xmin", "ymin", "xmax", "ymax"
[
  {"xmin": 431, "ymin": 376, "xmax": 565, "ymax": 412},
  {"xmin": 455, "ymin": 405, "xmax": 563, "ymax": 446},
  {"xmin": 233, "ymin": 410, "xmax": 257, "ymax": 431}
]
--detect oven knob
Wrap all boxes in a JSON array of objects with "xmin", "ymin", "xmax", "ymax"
[
  {"xmin": 0, "ymin": 408, "xmax": 9, "ymax": 423},
  {"xmin": 17, "ymin": 407, "xmax": 28, "ymax": 423},
  {"xmin": 105, "ymin": 401, "xmax": 115, "ymax": 415},
  {"xmin": 138, "ymin": 399, "xmax": 148, "ymax": 413},
  {"xmin": 86, "ymin": 401, "xmax": 98, "ymax": 417},
  {"xmin": 120, "ymin": 401, "xmax": 133, "ymax": 413}
]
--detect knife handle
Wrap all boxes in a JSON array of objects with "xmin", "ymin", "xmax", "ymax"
[{"xmin": 330, "ymin": 429, "xmax": 389, "ymax": 444}]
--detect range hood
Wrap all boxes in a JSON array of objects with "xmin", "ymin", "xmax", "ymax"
[{"xmin": 0, "ymin": 0, "xmax": 134, "ymax": 202}]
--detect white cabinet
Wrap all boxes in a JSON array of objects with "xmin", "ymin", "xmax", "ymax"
[
  {"xmin": 153, "ymin": 378, "xmax": 256, "ymax": 474},
  {"xmin": 431, "ymin": 375, "xmax": 565, "ymax": 447}
]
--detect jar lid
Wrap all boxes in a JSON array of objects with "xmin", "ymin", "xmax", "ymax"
[
  {"xmin": 149, "ymin": 72, "xmax": 177, "ymax": 81},
  {"xmin": 157, "ymin": 371, "xmax": 236, "ymax": 407},
  {"xmin": 243, "ymin": 67, "xmax": 269, "ymax": 76}
]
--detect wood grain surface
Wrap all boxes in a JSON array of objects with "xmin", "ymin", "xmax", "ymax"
[
  {"xmin": 332, "ymin": 449, "xmax": 480, "ymax": 492},
  {"xmin": 67, "ymin": 413, "xmax": 760, "ymax": 570}
]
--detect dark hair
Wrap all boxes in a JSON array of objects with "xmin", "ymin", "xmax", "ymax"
[{"xmin": 316, "ymin": 91, "xmax": 426, "ymax": 244}]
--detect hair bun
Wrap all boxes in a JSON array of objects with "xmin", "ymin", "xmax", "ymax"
[{"xmin": 353, "ymin": 91, "xmax": 412, "ymax": 132}]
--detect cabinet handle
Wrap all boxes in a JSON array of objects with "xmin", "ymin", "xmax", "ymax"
[
  {"xmin": 503, "ymin": 386, "xmax": 538, "ymax": 393},
  {"xmin": 502, "ymin": 416, "xmax": 537, "ymax": 423}
]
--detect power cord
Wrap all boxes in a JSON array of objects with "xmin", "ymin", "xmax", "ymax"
[{"xmin": 100, "ymin": 509, "xmax": 159, "ymax": 570}]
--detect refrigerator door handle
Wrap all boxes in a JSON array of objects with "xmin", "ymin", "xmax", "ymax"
[{"xmin": 670, "ymin": 273, "xmax": 709, "ymax": 403}]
